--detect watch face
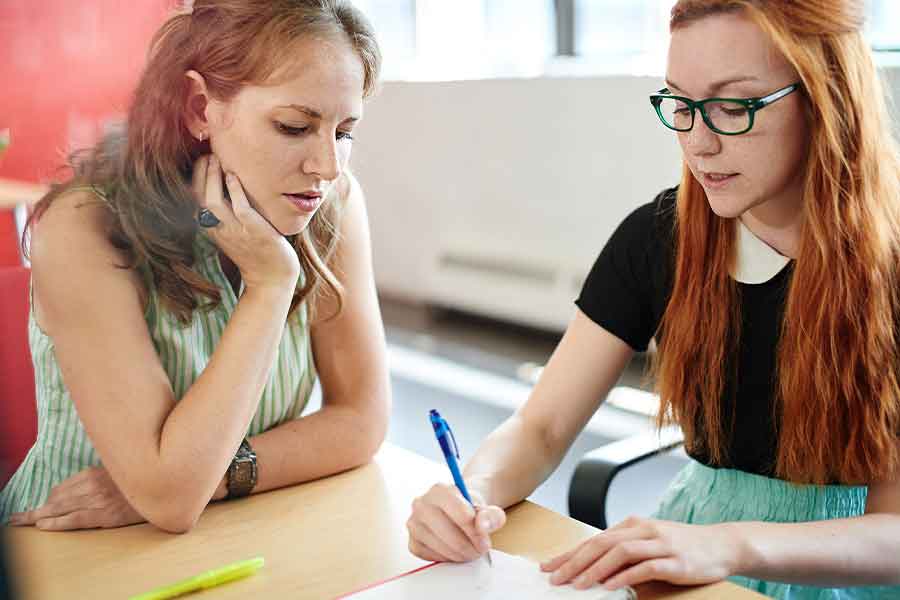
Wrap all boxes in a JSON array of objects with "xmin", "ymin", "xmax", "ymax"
[
  {"xmin": 228, "ymin": 442, "xmax": 257, "ymax": 497},
  {"xmin": 234, "ymin": 461, "xmax": 252, "ymax": 483}
]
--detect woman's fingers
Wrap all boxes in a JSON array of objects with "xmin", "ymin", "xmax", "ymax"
[
  {"xmin": 10, "ymin": 501, "xmax": 67, "ymax": 526},
  {"xmin": 475, "ymin": 505, "xmax": 506, "ymax": 535},
  {"xmin": 191, "ymin": 154, "xmax": 209, "ymax": 204},
  {"xmin": 407, "ymin": 539, "xmax": 447, "ymax": 563},
  {"xmin": 541, "ymin": 547, "xmax": 577, "ymax": 572},
  {"xmin": 223, "ymin": 171, "xmax": 261, "ymax": 227},
  {"xmin": 419, "ymin": 498, "xmax": 483, "ymax": 559},
  {"xmin": 550, "ymin": 534, "xmax": 620, "ymax": 584},
  {"xmin": 203, "ymin": 155, "xmax": 233, "ymax": 226},
  {"xmin": 572, "ymin": 539, "xmax": 667, "ymax": 589},
  {"xmin": 600, "ymin": 557, "xmax": 680, "ymax": 590},
  {"xmin": 9, "ymin": 484, "xmax": 93, "ymax": 525},
  {"xmin": 34, "ymin": 508, "xmax": 117, "ymax": 531},
  {"xmin": 407, "ymin": 484, "xmax": 502, "ymax": 563},
  {"xmin": 408, "ymin": 518, "xmax": 472, "ymax": 562}
]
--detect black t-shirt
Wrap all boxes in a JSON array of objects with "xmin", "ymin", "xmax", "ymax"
[{"xmin": 576, "ymin": 187, "xmax": 792, "ymax": 476}]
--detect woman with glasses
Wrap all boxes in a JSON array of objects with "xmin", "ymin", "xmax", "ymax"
[{"xmin": 406, "ymin": 1, "xmax": 900, "ymax": 597}]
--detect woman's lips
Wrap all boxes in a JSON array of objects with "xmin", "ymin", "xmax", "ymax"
[
  {"xmin": 700, "ymin": 172, "xmax": 739, "ymax": 190},
  {"xmin": 283, "ymin": 193, "xmax": 321, "ymax": 213}
]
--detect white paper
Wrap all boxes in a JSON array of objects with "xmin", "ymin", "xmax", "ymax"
[{"xmin": 348, "ymin": 551, "xmax": 636, "ymax": 599}]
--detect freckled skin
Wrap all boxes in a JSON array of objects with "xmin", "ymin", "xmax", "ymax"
[{"xmin": 205, "ymin": 35, "xmax": 365, "ymax": 236}]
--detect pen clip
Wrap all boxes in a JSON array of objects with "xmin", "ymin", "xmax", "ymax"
[{"xmin": 444, "ymin": 419, "xmax": 460, "ymax": 459}]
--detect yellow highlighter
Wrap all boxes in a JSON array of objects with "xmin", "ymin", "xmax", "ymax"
[{"xmin": 129, "ymin": 557, "xmax": 264, "ymax": 600}]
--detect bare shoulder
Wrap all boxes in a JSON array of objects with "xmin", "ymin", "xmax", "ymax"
[
  {"xmin": 30, "ymin": 188, "xmax": 146, "ymax": 335},
  {"xmin": 30, "ymin": 189, "xmax": 126, "ymax": 268}
]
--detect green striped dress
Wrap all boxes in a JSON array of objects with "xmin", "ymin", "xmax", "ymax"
[{"xmin": 0, "ymin": 227, "xmax": 317, "ymax": 522}]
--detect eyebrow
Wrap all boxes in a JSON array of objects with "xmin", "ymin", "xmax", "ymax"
[
  {"xmin": 278, "ymin": 104, "xmax": 359, "ymax": 123},
  {"xmin": 664, "ymin": 75, "xmax": 761, "ymax": 96}
]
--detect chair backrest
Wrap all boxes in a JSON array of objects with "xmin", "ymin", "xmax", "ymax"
[{"xmin": 0, "ymin": 266, "xmax": 36, "ymax": 487}]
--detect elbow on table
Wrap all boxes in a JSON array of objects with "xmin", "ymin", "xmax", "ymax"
[
  {"xmin": 142, "ymin": 501, "xmax": 203, "ymax": 534},
  {"xmin": 138, "ymin": 488, "xmax": 209, "ymax": 534},
  {"xmin": 350, "ymin": 401, "xmax": 391, "ymax": 467},
  {"xmin": 152, "ymin": 512, "xmax": 200, "ymax": 534}
]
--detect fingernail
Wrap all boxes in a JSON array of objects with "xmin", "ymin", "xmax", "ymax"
[
  {"xmin": 550, "ymin": 571, "xmax": 563, "ymax": 584},
  {"xmin": 575, "ymin": 576, "xmax": 591, "ymax": 589}
]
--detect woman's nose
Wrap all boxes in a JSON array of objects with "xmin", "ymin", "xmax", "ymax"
[{"xmin": 303, "ymin": 134, "xmax": 340, "ymax": 181}]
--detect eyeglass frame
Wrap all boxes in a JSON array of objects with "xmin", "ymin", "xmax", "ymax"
[{"xmin": 649, "ymin": 82, "xmax": 801, "ymax": 136}]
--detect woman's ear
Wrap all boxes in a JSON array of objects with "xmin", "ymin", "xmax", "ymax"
[{"xmin": 184, "ymin": 70, "xmax": 210, "ymax": 141}]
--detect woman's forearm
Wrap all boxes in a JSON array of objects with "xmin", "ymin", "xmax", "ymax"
[
  {"xmin": 732, "ymin": 513, "xmax": 900, "ymax": 585},
  {"xmin": 463, "ymin": 413, "xmax": 566, "ymax": 509},
  {"xmin": 151, "ymin": 284, "xmax": 295, "ymax": 523},
  {"xmin": 246, "ymin": 401, "xmax": 388, "ymax": 494}
]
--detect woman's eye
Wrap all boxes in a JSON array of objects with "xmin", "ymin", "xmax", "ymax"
[
  {"xmin": 276, "ymin": 122, "xmax": 307, "ymax": 136},
  {"xmin": 337, "ymin": 131, "xmax": 354, "ymax": 141}
]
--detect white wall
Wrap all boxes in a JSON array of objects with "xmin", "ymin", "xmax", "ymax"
[{"xmin": 353, "ymin": 67, "xmax": 900, "ymax": 332}]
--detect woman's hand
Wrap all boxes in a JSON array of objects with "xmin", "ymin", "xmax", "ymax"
[
  {"xmin": 540, "ymin": 516, "xmax": 741, "ymax": 590},
  {"xmin": 192, "ymin": 154, "xmax": 300, "ymax": 292},
  {"xmin": 7, "ymin": 466, "xmax": 145, "ymax": 530},
  {"xmin": 406, "ymin": 483, "xmax": 507, "ymax": 562}
]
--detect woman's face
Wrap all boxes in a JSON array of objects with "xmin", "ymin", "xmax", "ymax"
[
  {"xmin": 203, "ymin": 35, "xmax": 364, "ymax": 236},
  {"xmin": 667, "ymin": 12, "xmax": 809, "ymax": 221}
]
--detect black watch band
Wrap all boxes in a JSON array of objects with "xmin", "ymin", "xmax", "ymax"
[{"xmin": 226, "ymin": 438, "xmax": 257, "ymax": 499}]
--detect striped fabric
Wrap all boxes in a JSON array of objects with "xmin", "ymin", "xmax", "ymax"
[{"xmin": 0, "ymin": 227, "xmax": 316, "ymax": 522}]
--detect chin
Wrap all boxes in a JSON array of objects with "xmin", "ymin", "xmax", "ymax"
[
  {"xmin": 274, "ymin": 217, "xmax": 313, "ymax": 237},
  {"xmin": 704, "ymin": 192, "xmax": 753, "ymax": 219}
]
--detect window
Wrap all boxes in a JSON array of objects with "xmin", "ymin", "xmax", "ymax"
[
  {"xmin": 575, "ymin": 0, "xmax": 674, "ymax": 58},
  {"xmin": 867, "ymin": 0, "xmax": 900, "ymax": 51},
  {"xmin": 352, "ymin": 0, "xmax": 555, "ymax": 80},
  {"xmin": 352, "ymin": 0, "xmax": 900, "ymax": 81},
  {"xmin": 349, "ymin": 0, "xmax": 416, "ymax": 78}
]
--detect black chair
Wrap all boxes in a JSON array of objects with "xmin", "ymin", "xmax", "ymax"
[{"xmin": 568, "ymin": 393, "xmax": 686, "ymax": 530}]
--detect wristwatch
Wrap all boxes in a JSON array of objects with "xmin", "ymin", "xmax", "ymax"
[{"xmin": 226, "ymin": 438, "xmax": 257, "ymax": 499}]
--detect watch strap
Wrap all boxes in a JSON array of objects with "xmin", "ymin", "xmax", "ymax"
[{"xmin": 226, "ymin": 438, "xmax": 257, "ymax": 499}]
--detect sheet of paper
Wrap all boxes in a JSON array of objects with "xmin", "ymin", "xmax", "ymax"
[{"xmin": 347, "ymin": 550, "xmax": 637, "ymax": 599}]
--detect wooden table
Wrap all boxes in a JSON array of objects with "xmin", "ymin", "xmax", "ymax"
[
  {"xmin": 5, "ymin": 444, "xmax": 764, "ymax": 599},
  {"xmin": 0, "ymin": 177, "xmax": 47, "ymax": 210}
]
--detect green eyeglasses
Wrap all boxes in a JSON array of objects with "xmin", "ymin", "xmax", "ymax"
[{"xmin": 649, "ymin": 82, "xmax": 801, "ymax": 135}]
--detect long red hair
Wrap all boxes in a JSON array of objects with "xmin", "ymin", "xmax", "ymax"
[{"xmin": 655, "ymin": 0, "xmax": 900, "ymax": 484}]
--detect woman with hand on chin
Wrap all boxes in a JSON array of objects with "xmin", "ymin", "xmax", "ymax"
[
  {"xmin": 1, "ymin": 0, "xmax": 390, "ymax": 533},
  {"xmin": 406, "ymin": 1, "xmax": 900, "ymax": 597}
]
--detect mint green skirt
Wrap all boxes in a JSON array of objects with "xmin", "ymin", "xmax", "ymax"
[{"xmin": 653, "ymin": 460, "xmax": 899, "ymax": 599}]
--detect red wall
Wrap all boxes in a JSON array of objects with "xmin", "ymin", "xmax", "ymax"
[{"xmin": 0, "ymin": 0, "xmax": 172, "ymax": 183}]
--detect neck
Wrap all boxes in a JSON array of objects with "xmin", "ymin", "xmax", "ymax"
[{"xmin": 741, "ymin": 184, "xmax": 805, "ymax": 259}]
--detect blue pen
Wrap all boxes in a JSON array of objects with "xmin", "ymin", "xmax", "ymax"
[{"xmin": 429, "ymin": 409, "xmax": 493, "ymax": 567}]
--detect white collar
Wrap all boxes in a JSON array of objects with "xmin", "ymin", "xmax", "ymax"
[{"xmin": 730, "ymin": 218, "xmax": 791, "ymax": 284}]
